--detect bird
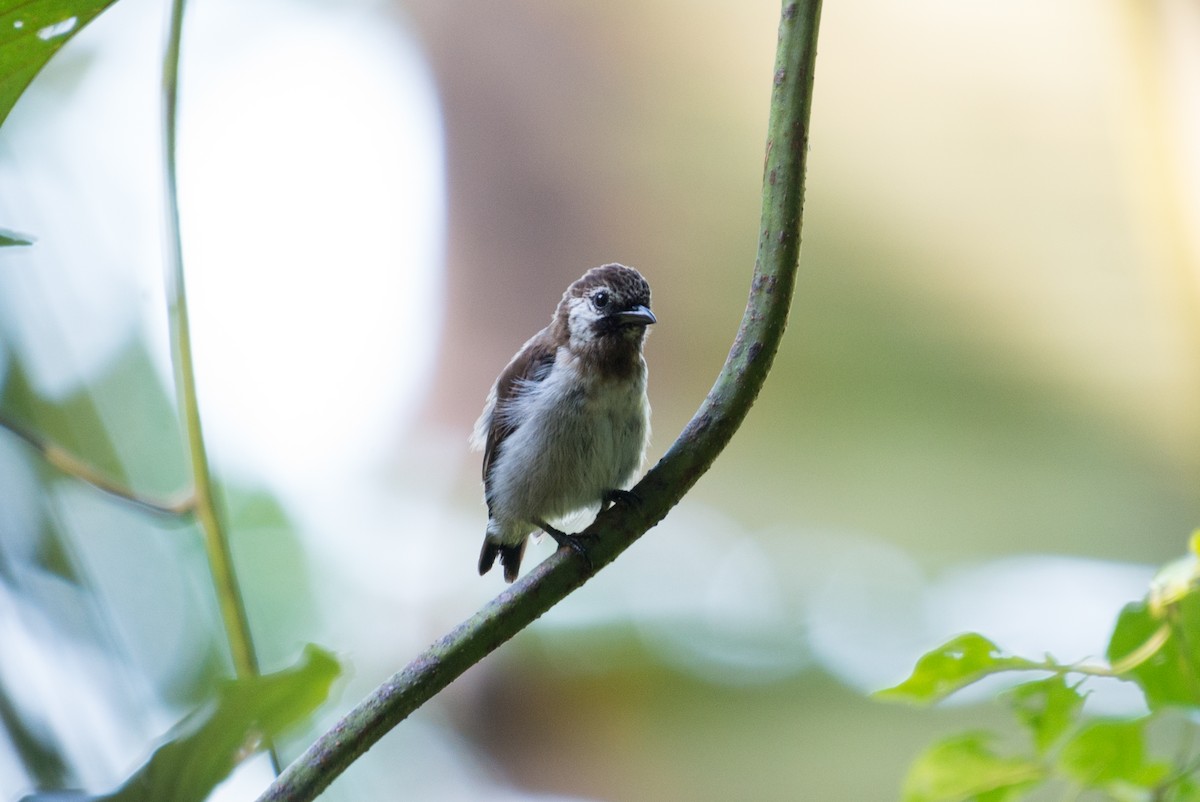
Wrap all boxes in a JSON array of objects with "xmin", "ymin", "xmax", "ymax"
[{"xmin": 470, "ymin": 263, "xmax": 656, "ymax": 582}]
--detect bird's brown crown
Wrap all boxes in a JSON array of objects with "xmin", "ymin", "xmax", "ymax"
[{"xmin": 563, "ymin": 263, "xmax": 651, "ymax": 310}]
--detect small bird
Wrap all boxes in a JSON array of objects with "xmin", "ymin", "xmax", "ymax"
[{"xmin": 470, "ymin": 263, "xmax": 656, "ymax": 582}]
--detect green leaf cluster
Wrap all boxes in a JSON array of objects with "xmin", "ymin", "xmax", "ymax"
[
  {"xmin": 880, "ymin": 538, "xmax": 1200, "ymax": 801},
  {"xmin": 21, "ymin": 646, "xmax": 341, "ymax": 802}
]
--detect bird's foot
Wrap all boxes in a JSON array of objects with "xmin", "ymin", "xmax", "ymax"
[
  {"xmin": 601, "ymin": 488, "xmax": 640, "ymax": 511},
  {"xmin": 535, "ymin": 519, "xmax": 598, "ymax": 573}
]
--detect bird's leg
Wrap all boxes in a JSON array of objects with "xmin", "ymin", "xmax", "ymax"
[
  {"xmin": 534, "ymin": 518, "xmax": 596, "ymax": 573},
  {"xmin": 534, "ymin": 489, "xmax": 639, "ymax": 573},
  {"xmin": 601, "ymin": 488, "xmax": 640, "ymax": 511}
]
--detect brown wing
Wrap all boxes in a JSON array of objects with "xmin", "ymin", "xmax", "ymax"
[{"xmin": 481, "ymin": 334, "xmax": 557, "ymax": 491}]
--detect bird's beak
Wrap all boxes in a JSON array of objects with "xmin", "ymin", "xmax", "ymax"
[{"xmin": 613, "ymin": 305, "xmax": 657, "ymax": 326}]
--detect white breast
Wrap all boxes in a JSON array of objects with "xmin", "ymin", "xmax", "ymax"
[{"xmin": 485, "ymin": 348, "xmax": 649, "ymax": 528}]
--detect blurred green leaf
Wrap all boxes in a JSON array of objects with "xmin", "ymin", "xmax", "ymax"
[
  {"xmin": 1108, "ymin": 595, "xmax": 1200, "ymax": 709},
  {"xmin": 0, "ymin": 227, "xmax": 35, "ymax": 246},
  {"xmin": 1, "ymin": 342, "xmax": 189, "ymax": 503},
  {"xmin": 2, "ymin": 358, "xmax": 128, "ymax": 489},
  {"xmin": 79, "ymin": 341, "xmax": 189, "ymax": 497},
  {"xmin": 1056, "ymin": 718, "xmax": 1167, "ymax": 791},
  {"xmin": 877, "ymin": 634, "xmax": 1035, "ymax": 705},
  {"xmin": 0, "ymin": 0, "xmax": 120, "ymax": 128},
  {"xmin": 1006, "ymin": 675, "xmax": 1084, "ymax": 755},
  {"xmin": 0, "ymin": 685, "xmax": 72, "ymax": 791},
  {"xmin": 901, "ymin": 733, "xmax": 1044, "ymax": 802},
  {"xmin": 1172, "ymin": 777, "xmax": 1200, "ymax": 801},
  {"xmin": 223, "ymin": 487, "xmax": 320, "ymax": 670},
  {"xmin": 73, "ymin": 645, "xmax": 340, "ymax": 802}
]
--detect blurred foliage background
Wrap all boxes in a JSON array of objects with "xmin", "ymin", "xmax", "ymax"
[{"xmin": 1, "ymin": 0, "xmax": 1199, "ymax": 800}]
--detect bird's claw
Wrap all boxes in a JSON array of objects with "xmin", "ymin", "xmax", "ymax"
[
  {"xmin": 535, "ymin": 519, "xmax": 598, "ymax": 573},
  {"xmin": 602, "ymin": 488, "xmax": 640, "ymax": 510}
]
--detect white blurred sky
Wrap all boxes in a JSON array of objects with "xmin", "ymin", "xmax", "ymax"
[{"xmin": 0, "ymin": 0, "xmax": 445, "ymax": 500}]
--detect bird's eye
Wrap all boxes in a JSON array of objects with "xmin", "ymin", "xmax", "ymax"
[{"xmin": 592, "ymin": 291, "xmax": 610, "ymax": 309}]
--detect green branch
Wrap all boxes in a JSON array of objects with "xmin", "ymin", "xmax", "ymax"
[
  {"xmin": 0, "ymin": 413, "xmax": 194, "ymax": 515},
  {"xmin": 256, "ymin": 2, "xmax": 823, "ymax": 800},
  {"xmin": 161, "ymin": 0, "xmax": 261, "ymax": 687}
]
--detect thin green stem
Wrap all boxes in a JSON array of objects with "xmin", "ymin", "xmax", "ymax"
[
  {"xmin": 932, "ymin": 658, "xmax": 1125, "ymax": 705},
  {"xmin": 256, "ymin": 2, "xmax": 822, "ymax": 800},
  {"xmin": 162, "ymin": 0, "xmax": 260, "ymax": 688},
  {"xmin": 162, "ymin": 0, "xmax": 280, "ymax": 774},
  {"xmin": 1110, "ymin": 622, "xmax": 1171, "ymax": 675},
  {"xmin": 0, "ymin": 413, "xmax": 194, "ymax": 515},
  {"xmin": 1032, "ymin": 660, "xmax": 1122, "ymax": 680}
]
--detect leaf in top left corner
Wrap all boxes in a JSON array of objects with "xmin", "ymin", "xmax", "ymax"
[{"xmin": 0, "ymin": 0, "xmax": 122, "ymax": 128}]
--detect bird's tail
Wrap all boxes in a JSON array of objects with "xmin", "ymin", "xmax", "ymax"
[{"xmin": 478, "ymin": 537, "xmax": 527, "ymax": 583}]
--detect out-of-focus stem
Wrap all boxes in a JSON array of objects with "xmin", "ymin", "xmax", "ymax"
[
  {"xmin": 0, "ymin": 413, "xmax": 194, "ymax": 515},
  {"xmin": 161, "ymin": 0, "xmax": 261, "ymax": 693}
]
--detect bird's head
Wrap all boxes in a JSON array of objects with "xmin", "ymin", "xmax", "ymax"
[{"xmin": 553, "ymin": 263, "xmax": 655, "ymax": 355}]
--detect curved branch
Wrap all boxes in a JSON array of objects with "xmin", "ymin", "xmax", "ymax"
[{"xmin": 257, "ymin": 2, "xmax": 822, "ymax": 800}]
